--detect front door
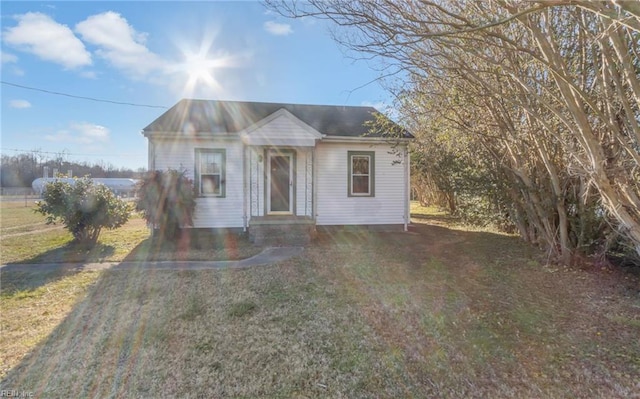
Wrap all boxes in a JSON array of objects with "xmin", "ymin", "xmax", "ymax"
[{"xmin": 268, "ymin": 152, "xmax": 293, "ymax": 214}]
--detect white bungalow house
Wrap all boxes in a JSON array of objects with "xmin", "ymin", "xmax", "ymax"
[{"xmin": 142, "ymin": 99, "xmax": 413, "ymax": 243}]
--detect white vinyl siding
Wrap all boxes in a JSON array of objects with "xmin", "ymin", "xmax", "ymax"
[
  {"xmin": 242, "ymin": 109, "xmax": 322, "ymax": 147},
  {"xmin": 150, "ymin": 137, "xmax": 408, "ymax": 228},
  {"xmin": 296, "ymin": 149, "xmax": 313, "ymax": 217},
  {"xmin": 316, "ymin": 142, "xmax": 407, "ymax": 226},
  {"xmin": 151, "ymin": 138, "xmax": 244, "ymax": 228}
]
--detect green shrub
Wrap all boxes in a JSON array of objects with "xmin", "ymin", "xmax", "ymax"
[{"xmin": 35, "ymin": 177, "xmax": 130, "ymax": 245}]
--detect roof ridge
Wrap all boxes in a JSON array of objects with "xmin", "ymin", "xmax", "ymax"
[
  {"xmin": 142, "ymin": 99, "xmax": 411, "ymax": 138},
  {"xmin": 178, "ymin": 98, "xmax": 378, "ymax": 110}
]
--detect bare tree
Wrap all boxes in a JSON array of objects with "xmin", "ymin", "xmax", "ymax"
[{"xmin": 268, "ymin": 0, "xmax": 640, "ymax": 260}]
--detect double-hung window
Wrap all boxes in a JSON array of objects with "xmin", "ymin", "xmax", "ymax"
[
  {"xmin": 196, "ymin": 149, "xmax": 225, "ymax": 197},
  {"xmin": 348, "ymin": 151, "xmax": 375, "ymax": 197}
]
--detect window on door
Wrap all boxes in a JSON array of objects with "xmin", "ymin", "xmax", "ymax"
[
  {"xmin": 348, "ymin": 151, "xmax": 375, "ymax": 197},
  {"xmin": 195, "ymin": 149, "xmax": 225, "ymax": 197}
]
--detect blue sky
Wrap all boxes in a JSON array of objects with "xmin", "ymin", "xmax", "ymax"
[{"xmin": 1, "ymin": 1, "xmax": 391, "ymax": 170}]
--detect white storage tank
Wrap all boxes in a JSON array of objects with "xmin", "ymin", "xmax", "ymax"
[{"xmin": 32, "ymin": 177, "xmax": 139, "ymax": 196}]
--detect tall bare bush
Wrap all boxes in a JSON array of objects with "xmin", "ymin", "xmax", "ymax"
[{"xmin": 269, "ymin": 0, "xmax": 640, "ymax": 261}]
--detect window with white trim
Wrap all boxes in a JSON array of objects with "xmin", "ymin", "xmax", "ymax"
[
  {"xmin": 196, "ymin": 149, "xmax": 225, "ymax": 197},
  {"xmin": 348, "ymin": 151, "xmax": 375, "ymax": 197}
]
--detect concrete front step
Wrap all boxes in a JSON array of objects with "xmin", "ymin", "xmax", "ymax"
[{"xmin": 249, "ymin": 223, "xmax": 316, "ymax": 246}]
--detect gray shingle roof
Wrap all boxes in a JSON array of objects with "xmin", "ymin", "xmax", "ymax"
[{"xmin": 142, "ymin": 99, "xmax": 412, "ymax": 138}]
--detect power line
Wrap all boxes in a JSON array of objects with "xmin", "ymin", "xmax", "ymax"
[
  {"xmin": 1, "ymin": 81, "xmax": 169, "ymax": 109},
  {"xmin": 0, "ymin": 147, "xmax": 145, "ymax": 159}
]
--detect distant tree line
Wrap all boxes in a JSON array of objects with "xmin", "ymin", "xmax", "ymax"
[{"xmin": 1, "ymin": 151, "xmax": 146, "ymax": 188}]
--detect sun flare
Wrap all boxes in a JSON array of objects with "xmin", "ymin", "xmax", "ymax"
[
  {"xmin": 181, "ymin": 51, "xmax": 219, "ymax": 88},
  {"xmin": 169, "ymin": 29, "xmax": 240, "ymax": 98}
]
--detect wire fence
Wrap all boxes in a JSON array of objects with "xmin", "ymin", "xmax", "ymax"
[{"xmin": 0, "ymin": 189, "xmax": 39, "ymax": 207}]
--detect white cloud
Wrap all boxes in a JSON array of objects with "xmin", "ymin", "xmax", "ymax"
[
  {"xmin": 0, "ymin": 51, "xmax": 24, "ymax": 76},
  {"xmin": 1, "ymin": 51, "xmax": 18, "ymax": 64},
  {"xmin": 71, "ymin": 122, "xmax": 110, "ymax": 143},
  {"xmin": 9, "ymin": 99, "xmax": 31, "ymax": 109},
  {"xmin": 3, "ymin": 12, "xmax": 91, "ymax": 69},
  {"xmin": 264, "ymin": 21, "xmax": 293, "ymax": 36},
  {"xmin": 80, "ymin": 70, "xmax": 98, "ymax": 79},
  {"xmin": 75, "ymin": 11, "xmax": 163, "ymax": 77},
  {"xmin": 45, "ymin": 122, "xmax": 110, "ymax": 144},
  {"xmin": 44, "ymin": 130, "xmax": 72, "ymax": 142}
]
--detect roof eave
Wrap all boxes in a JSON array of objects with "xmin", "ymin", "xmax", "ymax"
[
  {"xmin": 321, "ymin": 135, "xmax": 413, "ymax": 143},
  {"xmin": 142, "ymin": 131, "xmax": 241, "ymax": 140}
]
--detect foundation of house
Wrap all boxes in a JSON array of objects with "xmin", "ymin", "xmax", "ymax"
[{"xmin": 249, "ymin": 216, "xmax": 316, "ymax": 246}]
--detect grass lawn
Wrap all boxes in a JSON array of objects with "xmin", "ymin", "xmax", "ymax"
[
  {"xmin": 1, "ymin": 203, "xmax": 639, "ymax": 397},
  {"xmin": 0, "ymin": 200, "xmax": 260, "ymax": 381},
  {"xmin": 0, "ymin": 201, "xmax": 150, "ymax": 264},
  {"xmin": 0, "ymin": 200, "xmax": 48, "ymax": 232},
  {"xmin": 0, "ymin": 201, "xmax": 259, "ymax": 265}
]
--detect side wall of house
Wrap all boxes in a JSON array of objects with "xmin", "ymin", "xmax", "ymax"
[
  {"xmin": 151, "ymin": 137, "xmax": 245, "ymax": 228},
  {"xmin": 315, "ymin": 142, "xmax": 408, "ymax": 226}
]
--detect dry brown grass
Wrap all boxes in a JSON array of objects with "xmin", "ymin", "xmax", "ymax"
[
  {"xmin": 124, "ymin": 229, "xmax": 261, "ymax": 262},
  {"xmin": 1, "ymin": 203, "xmax": 639, "ymax": 397},
  {"xmin": 0, "ymin": 269, "xmax": 103, "ymax": 377},
  {"xmin": 0, "ymin": 201, "xmax": 48, "ymax": 231},
  {"xmin": 0, "ymin": 202, "xmax": 259, "ymax": 383},
  {"xmin": 0, "ymin": 201, "xmax": 151, "ymax": 264},
  {"xmin": 0, "ymin": 200, "xmax": 259, "ymax": 264}
]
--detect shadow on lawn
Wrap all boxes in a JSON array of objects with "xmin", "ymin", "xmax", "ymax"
[
  {"xmin": 123, "ymin": 229, "xmax": 257, "ymax": 262},
  {"xmin": 0, "ymin": 231, "xmax": 260, "ymax": 391},
  {"xmin": 316, "ymin": 221, "xmax": 535, "ymax": 267},
  {"xmin": 25, "ymin": 242, "xmax": 115, "ymax": 264},
  {"xmin": 3, "ymin": 218, "xmax": 640, "ymax": 397},
  {"xmin": 0, "ymin": 221, "xmax": 554, "ymax": 394},
  {"xmin": 0, "ymin": 242, "xmax": 116, "ymax": 295},
  {"xmin": 410, "ymin": 212, "xmax": 461, "ymax": 226}
]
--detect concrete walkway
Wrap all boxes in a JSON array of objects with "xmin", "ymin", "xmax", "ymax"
[{"xmin": 0, "ymin": 246, "xmax": 305, "ymax": 273}]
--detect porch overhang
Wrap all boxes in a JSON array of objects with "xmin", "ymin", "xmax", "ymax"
[
  {"xmin": 242, "ymin": 136, "xmax": 318, "ymax": 147},
  {"xmin": 240, "ymin": 108, "xmax": 324, "ymax": 148}
]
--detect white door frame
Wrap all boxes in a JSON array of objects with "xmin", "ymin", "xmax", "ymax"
[{"xmin": 267, "ymin": 151, "xmax": 294, "ymax": 215}]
